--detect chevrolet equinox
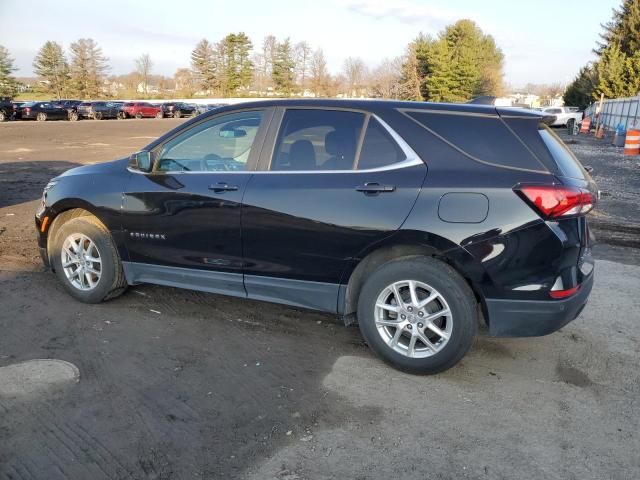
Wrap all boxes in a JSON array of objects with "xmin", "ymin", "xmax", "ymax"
[{"xmin": 36, "ymin": 99, "xmax": 597, "ymax": 374}]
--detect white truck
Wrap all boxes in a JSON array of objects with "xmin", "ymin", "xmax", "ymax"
[{"xmin": 536, "ymin": 106, "xmax": 583, "ymax": 128}]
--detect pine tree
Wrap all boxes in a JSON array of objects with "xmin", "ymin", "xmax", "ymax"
[
  {"xmin": 563, "ymin": 65, "xmax": 598, "ymax": 109},
  {"xmin": 0, "ymin": 45, "xmax": 19, "ymax": 98},
  {"xmin": 191, "ymin": 39, "xmax": 217, "ymax": 94},
  {"xmin": 272, "ymin": 39, "xmax": 295, "ymax": 95},
  {"xmin": 595, "ymin": 0, "xmax": 640, "ymax": 56},
  {"xmin": 217, "ymin": 33, "xmax": 253, "ymax": 96},
  {"xmin": 595, "ymin": 42, "xmax": 634, "ymax": 98},
  {"xmin": 33, "ymin": 41, "xmax": 69, "ymax": 99},
  {"xmin": 69, "ymin": 38, "xmax": 109, "ymax": 98}
]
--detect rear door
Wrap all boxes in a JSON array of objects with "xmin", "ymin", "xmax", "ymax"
[{"xmin": 241, "ymin": 107, "xmax": 427, "ymax": 312}]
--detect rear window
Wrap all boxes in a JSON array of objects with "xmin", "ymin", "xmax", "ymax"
[
  {"xmin": 538, "ymin": 125, "xmax": 586, "ymax": 179},
  {"xmin": 404, "ymin": 111, "xmax": 547, "ymax": 172}
]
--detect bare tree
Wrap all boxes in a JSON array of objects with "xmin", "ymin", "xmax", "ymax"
[
  {"xmin": 294, "ymin": 41, "xmax": 312, "ymax": 94},
  {"xmin": 309, "ymin": 48, "xmax": 330, "ymax": 97},
  {"xmin": 174, "ymin": 68, "xmax": 196, "ymax": 97},
  {"xmin": 343, "ymin": 57, "xmax": 368, "ymax": 97},
  {"xmin": 253, "ymin": 35, "xmax": 277, "ymax": 93},
  {"xmin": 135, "ymin": 53, "xmax": 153, "ymax": 95},
  {"xmin": 370, "ymin": 57, "xmax": 403, "ymax": 99}
]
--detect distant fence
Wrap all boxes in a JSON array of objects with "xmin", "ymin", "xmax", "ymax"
[{"xmin": 584, "ymin": 95, "xmax": 640, "ymax": 131}]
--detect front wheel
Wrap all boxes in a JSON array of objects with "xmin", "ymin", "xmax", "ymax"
[
  {"xmin": 0, "ymin": 110, "xmax": 6, "ymax": 122},
  {"xmin": 156, "ymin": 111, "xmax": 164, "ymax": 119},
  {"xmin": 357, "ymin": 256, "xmax": 477, "ymax": 374},
  {"xmin": 94, "ymin": 111, "xmax": 103, "ymax": 120},
  {"xmin": 37, "ymin": 112, "xmax": 47, "ymax": 122},
  {"xmin": 173, "ymin": 110, "xmax": 180, "ymax": 118},
  {"xmin": 69, "ymin": 111, "xmax": 79, "ymax": 121},
  {"xmin": 135, "ymin": 112, "xmax": 142, "ymax": 119},
  {"xmin": 50, "ymin": 215, "xmax": 127, "ymax": 303}
]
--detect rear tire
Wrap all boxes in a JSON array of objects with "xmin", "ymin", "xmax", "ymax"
[
  {"xmin": 135, "ymin": 112, "xmax": 142, "ymax": 119},
  {"xmin": 357, "ymin": 256, "xmax": 477, "ymax": 374},
  {"xmin": 173, "ymin": 110, "xmax": 180, "ymax": 118},
  {"xmin": 37, "ymin": 112, "xmax": 47, "ymax": 122},
  {"xmin": 0, "ymin": 110, "xmax": 6, "ymax": 122},
  {"xmin": 69, "ymin": 111, "xmax": 79, "ymax": 121},
  {"xmin": 94, "ymin": 111, "xmax": 103, "ymax": 120},
  {"xmin": 50, "ymin": 215, "xmax": 127, "ymax": 303},
  {"xmin": 156, "ymin": 111, "xmax": 164, "ymax": 119}
]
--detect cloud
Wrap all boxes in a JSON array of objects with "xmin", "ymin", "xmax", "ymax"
[{"xmin": 343, "ymin": 0, "xmax": 460, "ymax": 26}]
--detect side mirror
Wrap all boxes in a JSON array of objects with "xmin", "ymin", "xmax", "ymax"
[{"xmin": 129, "ymin": 150, "xmax": 152, "ymax": 172}]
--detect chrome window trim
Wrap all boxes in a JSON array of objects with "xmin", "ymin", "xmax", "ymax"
[{"xmin": 260, "ymin": 113, "xmax": 423, "ymax": 174}]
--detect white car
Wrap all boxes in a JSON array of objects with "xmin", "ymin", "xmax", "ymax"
[{"xmin": 537, "ymin": 107, "xmax": 582, "ymax": 127}]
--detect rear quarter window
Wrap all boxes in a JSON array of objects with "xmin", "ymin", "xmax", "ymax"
[
  {"xmin": 538, "ymin": 125, "xmax": 586, "ymax": 179},
  {"xmin": 404, "ymin": 110, "xmax": 547, "ymax": 172}
]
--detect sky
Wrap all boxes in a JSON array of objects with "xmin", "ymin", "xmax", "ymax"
[{"xmin": 0, "ymin": 0, "xmax": 621, "ymax": 88}]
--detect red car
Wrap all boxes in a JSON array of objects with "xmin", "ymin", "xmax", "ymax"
[{"xmin": 121, "ymin": 102, "xmax": 163, "ymax": 119}]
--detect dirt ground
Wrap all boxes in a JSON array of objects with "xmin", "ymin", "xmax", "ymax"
[{"xmin": 1, "ymin": 119, "xmax": 639, "ymax": 480}]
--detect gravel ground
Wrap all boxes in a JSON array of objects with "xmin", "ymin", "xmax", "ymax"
[{"xmin": 0, "ymin": 120, "xmax": 639, "ymax": 480}]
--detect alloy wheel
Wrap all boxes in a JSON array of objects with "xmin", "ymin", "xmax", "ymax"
[
  {"xmin": 61, "ymin": 233, "xmax": 102, "ymax": 291},
  {"xmin": 374, "ymin": 280, "xmax": 453, "ymax": 358}
]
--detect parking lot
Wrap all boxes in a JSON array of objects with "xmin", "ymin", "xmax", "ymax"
[{"xmin": 1, "ymin": 119, "xmax": 639, "ymax": 479}]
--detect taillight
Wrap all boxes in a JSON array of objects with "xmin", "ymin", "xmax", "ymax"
[
  {"xmin": 515, "ymin": 185, "xmax": 595, "ymax": 219},
  {"xmin": 24, "ymin": 107, "xmax": 30, "ymax": 114}
]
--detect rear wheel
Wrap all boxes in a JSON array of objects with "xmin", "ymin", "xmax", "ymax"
[
  {"xmin": 135, "ymin": 112, "xmax": 142, "ymax": 119},
  {"xmin": 36, "ymin": 112, "xmax": 47, "ymax": 122},
  {"xmin": 94, "ymin": 111, "xmax": 103, "ymax": 120},
  {"xmin": 357, "ymin": 256, "xmax": 477, "ymax": 374},
  {"xmin": 156, "ymin": 111, "xmax": 163, "ymax": 119},
  {"xmin": 50, "ymin": 215, "xmax": 127, "ymax": 303},
  {"xmin": 0, "ymin": 110, "xmax": 6, "ymax": 122},
  {"xmin": 68, "ymin": 111, "xmax": 79, "ymax": 121},
  {"xmin": 173, "ymin": 110, "xmax": 181, "ymax": 118}
]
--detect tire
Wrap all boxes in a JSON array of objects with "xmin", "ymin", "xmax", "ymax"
[
  {"xmin": 118, "ymin": 112, "xmax": 126, "ymax": 119},
  {"xmin": 0, "ymin": 110, "xmax": 6, "ymax": 122},
  {"xmin": 50, "ymin": 215, "xmax": 127, "ymax": 303},
  {"xmin": 69, "ymin": 111, "xmax": 79, "ymax": 121},
  {"xmin": 156, "ymin": 111, "xmax": 164, "ymax": 119},
  {"xmin": 135, "ymin": 112, "xmax": 142, "ymax": 119},
  {"xmin": 357, "ymin": 256, "xmax": 477, "ymax": 374},
  {"xmin": 37, "ymin": 112, "xmax": 47, "ymax": 122},
  {"xmin": 94, "ymin": 111, "xmax": 103, "ymax": 120},
  {"xmin": 173, "ymin": 110, "xmax": 180, "ymax": 118}
]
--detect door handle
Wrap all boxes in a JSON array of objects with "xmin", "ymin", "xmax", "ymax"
[
  {"xmin": 208, "ymin": 183, "xmax": 239, "ymax": 193},
  {"xmin": 356, "ymin": 182, "xmax": 396, "ymax": 193}
]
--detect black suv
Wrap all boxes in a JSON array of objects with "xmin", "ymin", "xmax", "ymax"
[
  {"xmin": 162, "ymin": 102, "xmax": 196, "ymax": 118},
  {"xmin": 35, "ymin": 100, "xmax": 597, "ymax": 374}
]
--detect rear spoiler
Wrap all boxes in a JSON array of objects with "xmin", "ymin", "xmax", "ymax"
[{"xmin": 468, "ymin": 97, "xmax": 555, "ymax": 125}]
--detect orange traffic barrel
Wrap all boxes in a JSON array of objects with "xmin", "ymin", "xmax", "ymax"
[
  {"xmin": 595, "ymin": 124, "xmax": 605, "ymax": 138},
  {"xmin": 580, "ymin": 117, "xmax": 591, "ymax": 134},
  {"xmin": 624, "ymin": 129, "xmax": 640, "ymax": 156}
]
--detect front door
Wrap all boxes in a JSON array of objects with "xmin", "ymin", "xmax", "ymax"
[
  {"xmin": 121, "ymin": 108, "xmax": 270, "ymax": 296},
  {"xmin": 241, "ymin": 108, "xmax": 427, "ymax": 312}
]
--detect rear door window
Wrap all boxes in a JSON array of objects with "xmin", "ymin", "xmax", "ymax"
[
  {"xmin": 538, "ymin": 124, "xmax": 586, "ymax": 179},
  {"xmin": 270, "ymin": 109, "xmax": 364, "ymax": 171}
]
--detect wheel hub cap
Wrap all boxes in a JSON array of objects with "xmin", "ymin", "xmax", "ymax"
[
  {"xmin": 61, "ymin": 233, "xmax": 102, "ymax": 291},
  {"xmin": 374, "ymin": 280, "xmax": 453, "ymax": 359}
]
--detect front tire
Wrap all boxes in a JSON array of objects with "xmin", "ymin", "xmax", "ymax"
[
  {"xmin": 156, "ymin": 111, "xmax": 164, "ymax": 119},
  {"xmin": 173, "ymin": 110, "xmax": 181, "ymax": 118},
  {"xmin": 50, "ymin": 215, "xmax": 127, "ymax": 303},
  {"xmin": 0, "ymin": 110, "xmax": 6, "ymax": 122},
  {"xmin": 357, "ymin": 256, "xmax": 477, "ymax": 374},
  {"xmin": 94, "ymin": 111, "xmax": 103, "ymax": 120},
  {"xmin": 37, "ymin": 112, "xmax": 47, "ymax": 122},
  {"xmin": 69, "ymin": 111, "xmax": 79, "ymax": 121},
  {"xmin": 135, "ymin": 112, "xmax": 142, "ymax": 119}
]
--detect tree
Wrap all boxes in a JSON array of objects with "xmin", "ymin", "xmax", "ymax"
[
  {"xmin": 135, "ymin": 53, "xmax": 153, "ymax": 95},
  {"xmin": 174, "ymin": 68, "xmax": 196, "ymax": 98},
  {"xmin": 0, "ymin": 45, "xmax": 19, "ymax": 98},
  {"xmin": 272, "ymin": 38, "xmax": 295, "ymax": 95},
  {"xmin": 595, "ymin": 0, "xmax": 640, "ymax": 56},
  {"xmin": 370, "ymin": 57, "xmax": 402, "ymax": 99},
  {"xmin": 595, "ymin": 42, "xmax": 636, "ymax": 98},
  {"xmin": 191, "ymin": 39, "xmax": 217, "ymax": 94},
  {"xmin": 69, "ymin": 38, "xmax": 109, "ymax": 98},
  {"xmin": 564, "ymin": 65, "xmax": 598, "ymax": 109},
  {"xmin": 399, "ymin": 40, "xmax": 424, "ymax": 101},
  {"xmin": 294, "ymin": 41, "xmax": 312, "ymax": 93},
  {"xmin": 217, "ymin": 32, "xmax": 253, "ymax": 96},
  {"xmin": 33, "ymin": 41, "xmax": 69, "ymax": 99},
  {"xmin": 421, "ymin": 20, "xmax": 504, "ymax": 102},
  {"xmin": 343, "ymin": 57, "xmax": 367, "ymax": 97},
  {"xmin": 309, "ymin": 48, "xmax": 330, "ymax": 97}
]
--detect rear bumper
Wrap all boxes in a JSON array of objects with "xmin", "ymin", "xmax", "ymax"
[{"xmin": 485, "ymin": 272, "xmax": 594, "ymax": 337}]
